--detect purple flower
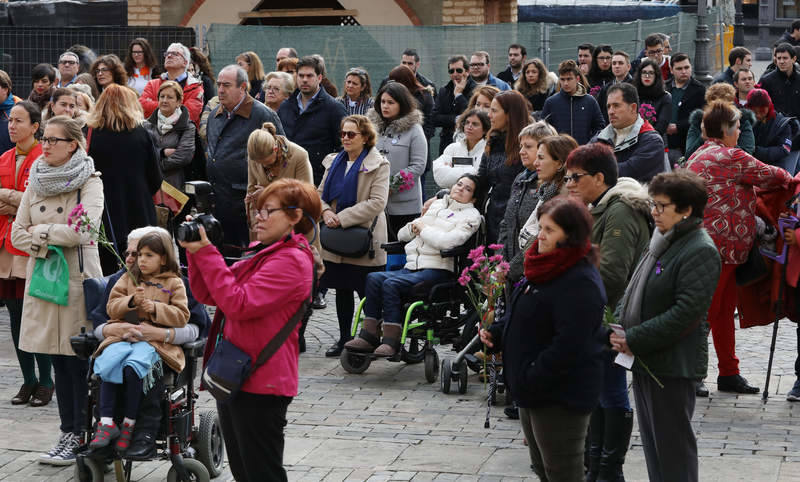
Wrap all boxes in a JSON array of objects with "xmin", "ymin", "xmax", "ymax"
[
  {"xmin": 655, "ymin": 261, "xmax": 662, "ymax": 275},
  {"xmin": 161, "ymin": 288, "xmax": 174, "ymax": 295},
  {"xmin": 447, "ymin": 213, "xmax": 454, "ymax": 218}
]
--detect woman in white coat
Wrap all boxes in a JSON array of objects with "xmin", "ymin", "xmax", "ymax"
[
  {"xmin": 344, "ymin": 173, "xmax": 483, "ymax": 357},
  {"xmin": 433, "ymin": 109, "xmax": 489, "ymax": 190},
  {"xmin": 11, "ymin": 115, "xmax": 104, "ymax": 465}
]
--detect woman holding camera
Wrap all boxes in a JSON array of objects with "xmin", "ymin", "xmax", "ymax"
[
  {"xmin": 12, "ymin": 115, "xmax": 104, "ymax": 465},
  {"xmin": 182, "ymin": 178, "xmax": 320, "ymax": 482},
  {"xmin": 317, "ymin": 115, "xmax": 390, "ymax": 357},
  {"xmin": 87, "ymin": 84, "xmax": 161, "ymax": 274}
]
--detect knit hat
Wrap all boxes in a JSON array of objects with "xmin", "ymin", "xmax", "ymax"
[{"xmin": 746, "ymin": 88, "xmax": 776, "ymax": 120}]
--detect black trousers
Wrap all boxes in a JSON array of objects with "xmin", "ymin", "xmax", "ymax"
[
  {"xmin": 217, "ymin": 392, "xmax": 292, "ymax": 482},
  {"xmin": 51, "ymin": 355, "xmax": 89, "ymax": 435}
]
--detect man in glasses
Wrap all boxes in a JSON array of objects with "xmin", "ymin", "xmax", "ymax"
[
  {"xmin": 56, "ymin": 52, "xmax": 79, "ymax": 88},
  {"xmin": 432, "ymin": 55, "xmax": 476, "ymax": 155},
  {"xmin": 468, "ymin": 51, "xmax": 510, "ymax": 91},
  {"xmin": 642, "ymin": 33, "xmax": 672, "ymax": 83},
  {"xmin": 591, "ymin": 83, "xmax": 665, "ymax": 183},
  {"xmin": 139, "ymin": 42, "xmax": 205, "ymax": 125}
]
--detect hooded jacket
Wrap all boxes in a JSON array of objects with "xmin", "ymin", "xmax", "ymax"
[
  {"xmin": 753, "ymin": 112, "xmax": 796, "ymax": 166},
  {"xmin": 397, "ymin": 194, "xmax": 481, "ymax": 272},
  {"xmin": 541, "ymin": 83, "xmax": 606, "ymax": 145},
  {"xmin": 368, "ymin": 108, "xmax": 427, "ymax": 216},
  {"xmin": 432, "ymin": 137, "xmax": 486, "ymax": 189},
  {"xmin": 140, "ymin": 73, "xmax": 205, "ymax": 126},
  {"xmin": 591, "ymin": 115, "xmax": 665, "ymax": 183},
  {"xmin": 590, "ymin": 177, "xmax": 652, "ymax": 309}
]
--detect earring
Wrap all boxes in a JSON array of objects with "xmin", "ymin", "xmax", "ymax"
[{"xmin": 682, "ymin": 215, "xmax": 688, "ymax": 219}]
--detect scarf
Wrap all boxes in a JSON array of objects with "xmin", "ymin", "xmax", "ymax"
[
  {"xmin": 524, "ymin": 239, "xmax": 591, "ymax": 284},
  {"xmin": 28, "ymin": 87, "xmax": 54, "ymax": 111},
  {"xmin": 618, "ymin": 224, "xmax": 677, "ymax": 329},
  {"xmin": 261, "ymin": 135, "xmax": 290, "ymax": 183},
  {"xmin": 0, "ymin": 94, "xmax": 14, "ymax": 118},
  {"xmin": 321, "ymin": 148, "xmax": 369, "ymax": 212},
  {"xmin": 157, "ymin": 108, "xmax": 181, "ymax": 135},
  {"xmin": 28, "ymin": 148, "xmax": 95, "ymax": 197}
]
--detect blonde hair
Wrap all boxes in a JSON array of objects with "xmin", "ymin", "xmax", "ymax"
[
  {"xmin": 265, "ymin": 71, "xmax": 294, "ymax": 97},
  {"xmin": 705, "ymin": 82, "xmax": 736, "ymax": 104},
  {"xmin": 236, "ymin": 51, "xmax": 266, "ymax": 83},
  {"xmin": 158, "ymin": 80, "xmax": 184, "ymax": 102},
  {"xmin": 519, "ymin": 120, "xmax": 557, "ymax": 142},
  {"xmin": 87, "ymin": 84, "xmax": 143, "ymax": 132},
  {"xmin": 73, "ymin": 91, "xmax": 94, "ymax": 114},
  {"xmin": 247, "ymin": 122, "xmax": 280, "ymax": 161},
  {"xmin": 44, "ymin": 115, "xmax": 87, "ymax": 152}
]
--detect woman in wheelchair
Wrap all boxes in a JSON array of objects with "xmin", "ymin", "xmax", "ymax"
[
  {"xmin": 89, "ymin": 230, "xmax": 189, "ymax": 454},
  {"xmin": 90, "ymin": 226, "xmax": 209, "ymax": 459},
  {"xmin": 345, "ymin": 173, "xmax": 483, "ymax": 357}
]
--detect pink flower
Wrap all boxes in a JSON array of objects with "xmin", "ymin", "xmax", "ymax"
[
  {"xmin": 458, "ymin": 274, "xmax": 470, "ymax": 286},
  {"xmin": 73, "ymin": 226, "xmax": 79, "ymax": 232},
  {"xmin": 497, "ymin": 261, "xmax": 510, "ymax": 273},
  {"xmin": 489, "ymin": 254, "xmax": 503, "ymax": 263},
  {"xmin": 67, "ymin": 219, "xmax": 72, "ymax": 227},
  {"xmin": 469, "ymin": 262, "xmax": 480, "ymax": 271},
  {"xmin": 89, "ymin": 241, "xmax": 95, "ymax": 246},
  {"xmin": 488, "ymin": 243, "xmax": 504, "ymax": 251},
  {"xmin": 468, "ymin": 245, "xmax": 485, "ymax": 261}
]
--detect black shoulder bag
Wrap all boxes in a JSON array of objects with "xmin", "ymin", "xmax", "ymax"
[
  {"xmin": 320, "ymin": 216, "xmax": 378, "ymax": 259},
  {"xmin": 202, "ymin": 245, "xmax": 314, "ymax": 403}
]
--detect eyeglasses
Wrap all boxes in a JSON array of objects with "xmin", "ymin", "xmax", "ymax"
[
  {"xmin": 164, "ymin": 51, "xmax": 184, "ymax": 60},
  {"xmin": 646, "ymin": 48, "xmax": 664, "ymax": 56},
  {"xmin": 641, "ymin": 70, "xmax": 656, "ymax": 77},
  {"xmin": 95, "ymin": 67, "xmax": 110, "ymax": 73},
  {"xmin": 470, "ymin": 62, "xmax": 485, "ymax": 68},
  {"xmin": 648, "ymin": 199, "xmax": 675, "ymax": 214},
  {"xmin": 597, "ymin": 56, "xmax": 612, "ymax": 61},
  {"xmin": 131, "ymin": 50, "xmax": 144, "ymax": 55},
  {"xmin": 59, "ymin": 60, "xmax": 77, "ymax": 65},
  {"xmin": 124, "ymin": 250, "xmax": 138, "ymax": 258},
  {"xmin": 41, "ymin": 136, "xmax": 71, "ymax": 146},
  {"xmin": 448, "ymin": 68, "xmax": 465, "ymax": 74},
  {"xmin": 255, "ymin": 206, "xmax": 297, "ymax": 219},
  {"xmin": 265, "ymin": 86, "xmax": 282, "ymax": 93},
  {"xmin": 341, "ymin": 131, "xmax": 361, "ymax": 139},
  {"xmin": 564, "ymin": 172, "xmax": 589, "ymax": 184}
]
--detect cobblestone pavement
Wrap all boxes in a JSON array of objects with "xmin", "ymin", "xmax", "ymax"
[{"xmin": 1, "ymin": 292, "xmax": 800, "ymax": 481}]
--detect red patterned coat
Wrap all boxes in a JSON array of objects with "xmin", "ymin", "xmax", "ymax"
[{"xmin": 687, "ymin": 139, "xmax": 793, "ymax": 265}]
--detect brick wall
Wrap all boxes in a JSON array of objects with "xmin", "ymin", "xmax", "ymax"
[
  {"xmin": 442, "ymin": 0, "xmax": 517, "ymax": 25},
  {"xmin": 128, "ymin": 0, "xmax": 162, "ymax": 26}
]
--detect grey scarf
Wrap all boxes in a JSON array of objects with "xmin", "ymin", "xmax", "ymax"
[
  {"xmin": 619, "ymin": 226, "xmax": 675, "ymax": 329},
  {"xmin": 28, "ymin": 148, "xmax": 95, "ymax": 197}
]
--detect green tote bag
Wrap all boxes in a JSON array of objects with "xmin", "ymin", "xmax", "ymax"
[{"xmin": 28, "ymin": 245, "xmax": 70, "ymax": 306}]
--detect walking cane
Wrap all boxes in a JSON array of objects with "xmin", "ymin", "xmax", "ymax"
[{"xmin": 762, "ymin": 260, "xmax": 787, "ymax": 404}]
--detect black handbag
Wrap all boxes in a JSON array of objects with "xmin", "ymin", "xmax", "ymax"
[
  {"xmin": 320, "ymin": 217, "xmax": 378, "ymax": 259},
  {"xmin": 735, "ymin": 243, "xmax": 769, "ymax": 286},
  {"xmin": 203, "ymin": 278, "xmax": 313, "ymax": 403}
]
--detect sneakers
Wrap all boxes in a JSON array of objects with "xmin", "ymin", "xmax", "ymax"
[
  {"xmin": 787, "ymin": 379, "xmax": 800, "ymax": 401},
  {"xmin": 89, "ymin": 422, "xmax": 120, "ymax": 450},
  {"xmin": 39, "ymin": 432, "xmax": 70, "ymax": 463},
  {"xmin": 48, "ymin": 432, "xmax": 81, "ymax": 466}
]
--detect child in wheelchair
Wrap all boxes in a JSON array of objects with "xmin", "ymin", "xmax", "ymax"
[
  {"xmin": 345, "ymin": 173, "xmax": 483, "ymax": 357},
  {"xmin": 89, "ymin": 230, "xmax": 189, "ymax": 454}
]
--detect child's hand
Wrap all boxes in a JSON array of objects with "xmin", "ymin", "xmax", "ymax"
[
  {"xmin": 786, "ymin": 228, "xmax": 796, "ymax": 246},
  {"xmin": 141, "ymin": 299, "xmax": 156, "ymax": 314},
  {"xmin": 133, "ymin": 286, "xmax": 145, "ymax": 307}
]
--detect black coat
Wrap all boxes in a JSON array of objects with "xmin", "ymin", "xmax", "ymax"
[
  {"xmin": 496, "ymin": 66, "xmax": 519, "ymax": 86},
  {"xmin": 666, "ymin": 77, "xmax": 706, "ymax": 151},
  {"xmin": 638, "ymin": 90, "xmax": 672, "ymax": 137},
  {"xmin": 478, "ymin": 133, "xmax": 524, "ymax": 244},
  {"xmin": 760, "ymin": 68, "xmax": 800, "ymax": 119},
  {"xmin": 540, "ymin": 88, "xmax": 606, "ymax": 145},
  {"xmin": 712, "ymin": 67, "xmax": 735, "ymax": 85},
  {"xmin": 754, "ymin": 113, "xmax": 796, "ymax": 166},
  {"xmin": 490, "ymin": 257, "xmax": 607, "ymax": 412},
  {"xmin": 433, "ymin": 77, "xmax": 477, "ymax": 155},
  {"xmin": 413, "ymin": 89, "xmax": 435, "ymax": 141},
  {"xmin": 597, "ymin": 75, "xmax": 633, "ymax": 123},
  {"xmin": 88, "ymin": 126, "xmax": 162, "ymax": 274},
  {"xmin": 277, "ymin": 88, "xmax": 347, "ymax": 185}
]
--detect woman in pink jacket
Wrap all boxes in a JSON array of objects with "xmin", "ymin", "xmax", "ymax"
[{"xmin": 181, "ymin": 178, "xmax": 320, "ymax": 482}]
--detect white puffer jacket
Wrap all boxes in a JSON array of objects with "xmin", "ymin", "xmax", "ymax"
[
  {"xmin": 432, "ymin": 138, "xmax": 486, "ymax": 189},
  {"xmin": 397, "ymin": 195, "xmax": 482, "ymax": 272}
]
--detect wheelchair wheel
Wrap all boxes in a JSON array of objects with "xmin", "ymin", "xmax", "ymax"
[
  {"xmin": 440, "ymin": 359, "xmax": 452, "ymax": 394},
  {"xmin": 400, "ymin": 337, "xmax": 425, "ymax": 364},
  {"xmin": 73, "ymin": 455, "xmax": 104, "ymax": 482},
  {"xmin": 167, "ymin": 458, "xmax": 211, "ymax": 482},
  {"xmin": 195, "ymin": 410, "xmax": 225, "ymax": 477},
  {"xmin": 424, "ymin": 349, "xmax": 439, "ymax": 383},
  {"xmin": 455, "ymin": 360, "xmax": 468, "ymax": 394},
  {"xmin": 340, "ymin": 348, "xmax": 371, "ymax": 374}
]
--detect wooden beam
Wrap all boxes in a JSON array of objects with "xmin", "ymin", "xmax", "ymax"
[{"xmin": 239, "ymin": 8, "xmax": 358, "ymax": 19}]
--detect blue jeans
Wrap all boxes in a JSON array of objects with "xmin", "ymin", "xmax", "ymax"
[
  {"xmin": 364, "ymin": 268, "xmax": 451, "ymax": 325},
  {"xmin": 599, "ymin": 354, "xmax": 631, "ymax": 410}
]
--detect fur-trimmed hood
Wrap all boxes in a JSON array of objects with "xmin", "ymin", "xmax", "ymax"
[
  {"xmin": 367, "ymin": 108, "xmax": 424, "ymax": 135},
  {"xmin": 593, "ymin": 176, "xmax": 651, "ymax": 218}
]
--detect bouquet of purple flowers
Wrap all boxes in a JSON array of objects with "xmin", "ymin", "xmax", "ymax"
[{"xmin": 639, "ymin": 103, "xmax": 657, "ymax": 125}]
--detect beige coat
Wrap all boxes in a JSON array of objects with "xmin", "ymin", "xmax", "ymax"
[
  {"xmin": 11, "ymin": 174, "xmax": 104, "ymax": 355},
  {"xmin": 318, "ymin": 147, "xmax": 389, "ymax": 267},
  {"xmin": 246, "ymin": 139, "xmax": 321, "ymax": 252},
  {"xmin": 96, "ymin": 272, "xmax": 189, "ymax": 373}
]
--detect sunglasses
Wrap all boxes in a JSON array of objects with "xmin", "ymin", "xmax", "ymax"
[
  {"xmin": 341, "ymin": 131, "xmax": 360, "ymax": 139},
  {"xmin": 448, "ymin": 68, "xmax": 465, "ymax": 74}
]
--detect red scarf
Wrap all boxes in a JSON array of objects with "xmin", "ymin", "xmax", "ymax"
[{"xmin": 524, "ymin": 239, "xmax": 591, "ymax": 284}]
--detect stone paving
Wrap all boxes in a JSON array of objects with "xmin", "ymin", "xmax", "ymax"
[{"xmin": 1, "ymin": 293, "xmax": 800, "ymax": 481}]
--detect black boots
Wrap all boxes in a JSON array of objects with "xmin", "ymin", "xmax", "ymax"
[
  {"xmin": 596, "ymin": 408, "xmax": 633, "ymax": 482},
  {"xmin": 585, "ymin": 407, "xmax": 605, "ymax": 482}
]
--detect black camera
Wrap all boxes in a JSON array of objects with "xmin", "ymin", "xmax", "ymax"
[{"xmin": 176, "ymin": 181, "xmax": 223, "ymax": 247}]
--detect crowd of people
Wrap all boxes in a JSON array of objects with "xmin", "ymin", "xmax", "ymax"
[{"xmin": 2, "ymin": 25, "xmax": 800, "ymax": 481}]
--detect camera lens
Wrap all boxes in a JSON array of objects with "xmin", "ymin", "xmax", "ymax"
[{"xmin": 176, "ymin": 222, "xmax": 199, "ymax": 243}]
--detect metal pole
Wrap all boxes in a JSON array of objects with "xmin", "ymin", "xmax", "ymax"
[
  {"xmin": 636, "ymin": 19, "xmax": 643, "ymax": 54},
  {"xmin": 542, "ymin": 23, "xmax": 551, "ymax": 69},
  {"xmin": 755, "ymin": 0, "xmax": 772, "ymax": 60},
  {"xmin": 733, "ymin": 0, "xmax": 744, "ymax": 46},
  {"xmin": 694, "ymin": 0, "xmax": 714, "ymax": 85},
  {"xmin": 539, "ymin": 22, "xmax": 546, "ymax": 63},
  {"xmin": 719, "ymin": 6, "xmax": 725, "ymax": 74}
]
